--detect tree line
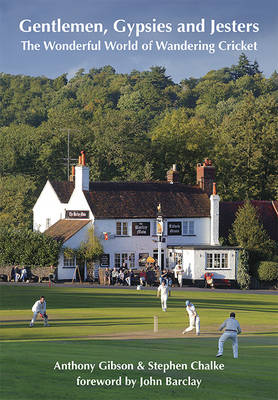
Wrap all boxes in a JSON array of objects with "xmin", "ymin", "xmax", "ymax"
[{"xmin": 0, "ymin": 54, "xmax": 278, "ymax": 230}]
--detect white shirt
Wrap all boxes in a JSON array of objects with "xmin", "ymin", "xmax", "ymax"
[
  {"xmin": 32, "ymin": 300, "xmax": 46, "ymax": 313},
  {"xmin": 186, "ymin": 304, "xmax": 198, "ymax": 317},
  {"xmin": 219, "ymin": 317, "xmax": 241, "ymax": 334},
  {"xmin": 174, "ymin": 265, "xmax": 184, "ymax": 277},
  {"xmin": 157, "ymin": 285, "xmax": 169, "ymax": 297}
]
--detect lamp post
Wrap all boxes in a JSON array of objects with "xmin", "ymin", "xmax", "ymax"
[{"xmin": 157, "ymin": 203, "xmax": 163, "ymax": 270}]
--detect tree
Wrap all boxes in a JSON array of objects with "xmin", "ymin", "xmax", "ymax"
[
  {"xmin": 0, "ymin": 226, "xmax": 62, "ymax": 266},
  {"xmin": 230, "ymin": 53, "xmax": 261, "ymax": 80},
  {"xmin": 214, "ymin": 93, "xmax": 278, "ymax": 200},
  {"xmin": 80, "ymin": 226, "xmax": 103, "ymax": 262},
  {"xmin": 0, "ymin": 175, "xmax": 37, "ymax": 229},
  {"xmin": 229, "ymin": 200, "xmax": 276, "ymax": 260},
  {"xmin": 237, "ymin": 250, "xmax": 251, "ymax": 289}
]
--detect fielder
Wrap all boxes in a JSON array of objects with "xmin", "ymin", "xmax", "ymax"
[
  {"xmin": 182, "ymin": 300, "xmax": 200, "ymax": 335},
  {"xmin": 216, "ymin": 312, "xmax": 241, "ymax": 358},
  {"xmin": 30, "ymin": 296, "xmax": 49, "ymax": 327},
  {"xmin": 157, "ymin": 281, "xmax": 169, "ymax": 312}
]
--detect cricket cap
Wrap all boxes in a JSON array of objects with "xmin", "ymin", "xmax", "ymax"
[{"xmin": 185, "ymin": 300, "xmax": 190, "ymax": 306}]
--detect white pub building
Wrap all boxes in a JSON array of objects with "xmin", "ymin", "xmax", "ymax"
[{"xmin": 33, "ymin": 153, "xmax": 239, "ymax": 284}]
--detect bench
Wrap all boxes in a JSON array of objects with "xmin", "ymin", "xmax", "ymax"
[
  {"xmin": 0, "ymin": 266, "xmax": 56, "ymax": 283},
  {"xmin": 214, "ymin": 279, "xmax": 232, "ymax": 288}
]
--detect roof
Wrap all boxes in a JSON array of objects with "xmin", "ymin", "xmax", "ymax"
[
  {"xmin": 219, "ymin": 201, "xmax": 278, "ymax": 242},
  {"xmin": 44, "ymin": 219, "xmax": 90, "ymax": 242},
  {"xmin": 50, "ymin": 181, "xmax": 74, "ymax": 203},
  {"xmin": 48, "ymin": 180, "xmax": 210, "ymax": 218},
  {"xmin": 84, "ymin": 181, "xmax": 210, "ymax": 218},
  {"xmin": 167, "ymin": 245, "xmax": 240, "ymax": 250}
]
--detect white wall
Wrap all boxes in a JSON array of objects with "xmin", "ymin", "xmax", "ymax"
[
  {"xmin": 66, "ymin": 188, "xmax": 94, "ymax": 220},
  {"xmin": 166, "ymin": 217, "xmax": 210, "ymax": 246},
  {"xmin": 93, "ymin": 217, "xmax": 210, "ymax": 268},
  {"xmin": 57, "ymin": 222, "xmax": 92, "ymax": 280},
  {"xmin": 33, "ymin": 181, "xmax": 65, "ymax": 232},
  {"xmin": 190, "ymin": 249, "xmax": 237, "ymax": 280}
]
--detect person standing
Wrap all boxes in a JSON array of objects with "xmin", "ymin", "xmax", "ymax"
[
  {"xmin": 182, "ymin": 300, "xmax": 200, "ymax": 335},
  {"xmin": 174, "ymin": 262, "xmax": 184, "ymax": 287},
  {"xmin": 30, "ymin": 296, "xmax": 49, "ymax": 327},
  {"xmin": 216, "ymin": 312, "xmax": 241, "ymax": 358},
  {"xmin": 157, "ymin": 281, "xmax": 169, "ymax": 312}
]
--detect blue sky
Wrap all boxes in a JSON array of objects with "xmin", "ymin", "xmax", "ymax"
[{"xmin": 0, "ymin": 0, "xmax": 277, "ymax": 82}]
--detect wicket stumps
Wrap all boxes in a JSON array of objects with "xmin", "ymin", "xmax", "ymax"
[{"xmin": 154, "ymin": 315, "xmax": 158, "ymax": 333}]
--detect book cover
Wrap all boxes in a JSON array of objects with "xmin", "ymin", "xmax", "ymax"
[{"xmin": 0, "ymin": 1, "xmax": 277, "ymax": 400}]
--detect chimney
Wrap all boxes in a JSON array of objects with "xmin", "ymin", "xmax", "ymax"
[
  {"xmin": 75, "ymin": 151, "xmax": 89, "ymax": 191},
  {"xmin": 196, "ymin": 159, "xmax": 215, "ymax": 195},
  {"xmin": 210, "ymin": 182, "xmax": 220, "ymax": 246},
  {"xmin": 167, "ymin": 164, "xmax": 179, "ymax": 184}
]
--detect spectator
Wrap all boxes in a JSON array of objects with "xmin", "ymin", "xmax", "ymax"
[
  {"xmin": 159, "ymin": 269, "xmax": 168, "ymax": 284},
  {"xmin": 111, "ymin": 267, "xmax": 119, "ymax": 285},
  {"xmin": 146, "ymin": 267, "xmax": 155, "ymax": 287},
  {"xmin": 126, "ymin": 269, "xmax": 134, "ymax": 286},
  {"xmin": 20, "ymin": 267, "xmax": 27, "ymax": 282},
  {"xmin": 139, "ymin": 269, "xmax": 147, "ymax": 286},
  {"xmin": 103, "ymin": 267, "xmax": 111, "ymax": 286},
  {"xmin": 118, "ymin": 269, "xmax": 125, "ymax": 285},
  {"xmin": 167, "ymin": 269, "xmax": 173, "ymax": 296}
]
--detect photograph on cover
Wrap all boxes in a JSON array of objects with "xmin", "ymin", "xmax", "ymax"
[{"xmin": 0, "ymin": 0, "xmax": 277, "ymax": 399}]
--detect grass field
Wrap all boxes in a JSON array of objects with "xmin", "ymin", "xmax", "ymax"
[{"xmin": 0, "ymin": 284, "xmax": 278, "ymax": 400}]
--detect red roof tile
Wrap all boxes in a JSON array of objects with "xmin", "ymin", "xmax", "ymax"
[{"xmin": 45, "ymin": 219, "xmax": 90, "ymax": 243}]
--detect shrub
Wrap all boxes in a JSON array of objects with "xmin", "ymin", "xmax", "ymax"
[
  {"xmin": 257, "ymin": 261, "xmax": 278, "ymax": 282},
  {"xmin": 237, "ymin": 249, "xmax": 251, "ymax": 289}
]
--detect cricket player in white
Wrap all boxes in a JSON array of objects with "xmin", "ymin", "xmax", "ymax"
[
  {"xmin": 30, "ymin": 296, "xmax": 49, "ymax": 327},
  {"xmin": 182, "ymin": 300, "xmax": 200, "ymax": 335},
  {"xmin": 216, "ymin": 312, "xmax": 241, "ymax": 358},
  {"xmin": 157, "ymin": 281, "xmax": 169, "ymax": 311}
]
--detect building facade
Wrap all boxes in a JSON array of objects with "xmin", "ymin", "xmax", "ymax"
[{"xmin": 33, "ymin": 154, "xmax": 239, "ymax": 283}]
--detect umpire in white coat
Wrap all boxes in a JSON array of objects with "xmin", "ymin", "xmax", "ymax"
[
  {"xmin": 216, "ymin": 312, "xmax": 241, "ymax": 358},
  {"xmin": 30, "ymin": 296, "xmax": 49, "ymax": 327}
]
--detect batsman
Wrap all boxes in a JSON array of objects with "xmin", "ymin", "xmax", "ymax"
[
  {"xmin": 30, "ymin": 296, "xmax": 49, "ymax": 327},
  {"xmin": 182, "ymin": 300, "xmax": 200, "ymax": 335}
]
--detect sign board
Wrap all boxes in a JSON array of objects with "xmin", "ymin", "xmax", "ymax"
[
  {"xmin": 100, "ymin": 254, "xmax": 110, "ymax": 267},
  {"xmin": 168, "ymin": 221, "xmax": 182, "ymax": 235},
  {"xmin": 132, "ymin": 222, "xmax": 150, "ymax": 236},
  {"xmin": 157, "ymin": 219, "xmax": 163, "ymax": 236},
  {"xmin": 65, "ymin": 210, "xmax": 90, "ymax": 219},
  {"xmin": 138, "ymin": 253, "xmax": 149, "ymax": 267}
]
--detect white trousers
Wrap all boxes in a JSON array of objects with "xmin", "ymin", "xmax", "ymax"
[
  {"xmin": 31, "ymin": 311, "xmax": 48, "ymax": 325},
  {"xmin": 161, "ymin": 295, "xmax": 168, "ymax": 311},
  {"xmin": 178, "ymin": 275, "xmax": 183, "ymax": 287},
  {"xmin": 218, "ymin": 332, "xmax": 238, "ymax": 358},
  {"xmin": 185, "ymin": 315, "xmax": 200, "ymax": 334}
]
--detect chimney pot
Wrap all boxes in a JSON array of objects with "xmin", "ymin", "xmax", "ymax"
[
  {"xmin": 213, "ymin": 182, "xmax": 217, "ymax": 195},
  {"xmin": 81, "ymin": 150, "xmax": 86, "ymax": 166}
]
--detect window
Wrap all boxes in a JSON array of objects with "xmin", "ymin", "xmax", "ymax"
[
  {"xmin": 115, "ymin": 253, "xmax": 121, "ymax": 268},
  {"xmin": 206, "ymin": 253, "xmax": 229, "ymax": 269},
  {"xmin": 63, "ymin": 254, "xmax": 75, "ymax": 268},
  {"xmin": 183, "ymin": 220, "xmax": 195, "ymax": 235},
  {"xmin": 116, "ymin": 222, "xmax": 128, "ymax": 236},
  {"xmin": 114, "ymin": 253, "xmax": 135, "ymax": 268},
  {"xmin": 129, "ymin": 253, "xmax": 135, "ymax": 268},
  {"xmin": 46, "ymin": 218, "xmax": 51, "ymax": 229}
]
